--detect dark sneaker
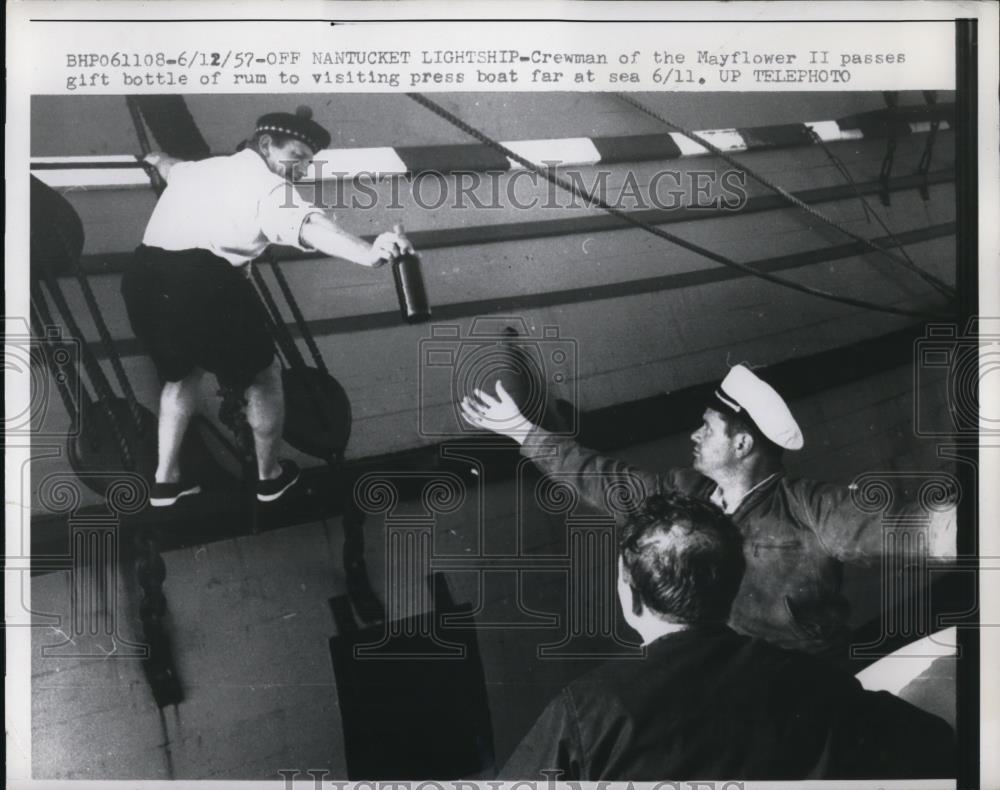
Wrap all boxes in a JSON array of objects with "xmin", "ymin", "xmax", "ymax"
[
  {"xmin": 257, "ymin": 460, "xmax": 301, "ymax": 503},
  {"xmin": 149, "ymin": 481, "xmax": 202, "ymax": 507}
]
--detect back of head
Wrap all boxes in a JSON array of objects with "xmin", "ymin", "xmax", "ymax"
[{"xmin": 620, "ymin": 492, "xmax": 745, "ymax": 623}]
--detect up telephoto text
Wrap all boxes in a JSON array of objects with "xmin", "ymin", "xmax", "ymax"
[{"xmin": 63, "ymin": 48, "xmax": 906, "ymax": 89}]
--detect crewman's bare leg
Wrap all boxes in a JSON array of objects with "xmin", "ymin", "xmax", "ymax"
[
  {"xmin": 246, "ymin": 357, "xmax": 284, "ymax": 481},
  {"xmin": 155, "ymin": 369, "xmax": 205, "ymax": 484}
]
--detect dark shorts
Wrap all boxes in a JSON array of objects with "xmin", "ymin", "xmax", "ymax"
[{"xmin": 121, "ymin": 245, "xmax": 274, "ymax": 389}]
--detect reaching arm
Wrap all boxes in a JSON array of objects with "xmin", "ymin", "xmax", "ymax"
[
  {"xmin": 461, "ymin": 381, "xmax": 663, "ymax": 516},
  {"xmin": 299, "ymin": 215, "xmax": 412, "ymax": 268},
  {"xmin": 792, "ymin": 479, "xmax": 957, "ymax": 563},
  {"xmin": 460, "ymin": 380, "xmax": 537, "ymax": 444}
]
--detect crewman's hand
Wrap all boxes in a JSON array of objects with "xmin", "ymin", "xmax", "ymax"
[
  {"xmin": 459, "ymin": 381, "xmax": 535, "ymax": 444},
  {"xmin": 392, "ymin": 223, "xmax": 415, "ymax": 254},
  {"xmin": 369, "ymin": 231, "xmax": 408, "ymax": 266},
  {"xmin": 368, "ymin": 223, "xmax": 416, "ymax": 267}
]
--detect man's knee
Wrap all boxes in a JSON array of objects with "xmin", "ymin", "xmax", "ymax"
[{"xmin": 161, "ymin": 368, "xmax": 203, "ymax": 403}]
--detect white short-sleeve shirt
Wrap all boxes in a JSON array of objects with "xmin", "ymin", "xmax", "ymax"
[{"xmin": 142, "ymin": 149, "xmax": 323, "ymax": 266}]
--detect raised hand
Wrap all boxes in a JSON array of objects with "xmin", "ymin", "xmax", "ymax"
[{"xmin": 459, "ymin": 380, "xmax": 535, "ymax": 444}]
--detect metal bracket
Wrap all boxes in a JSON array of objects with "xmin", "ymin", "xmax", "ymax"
[
  {"xmin": 916, "ymin": 91, "xmax": 940, "ymax": 201},
  {"xmin": 878, "ymin": 138, "xmax": 897, "ymax": 207},
  {"xmin": 878, "ymin": 92, "xmax": 900, "ymax": 206}
]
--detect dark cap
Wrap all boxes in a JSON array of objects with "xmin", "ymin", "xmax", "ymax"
[{"xmin": 255, "ymin": 106, "xmax": 330, "ymax": 152}]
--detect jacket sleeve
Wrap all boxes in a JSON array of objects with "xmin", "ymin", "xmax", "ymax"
[
  {"xmin": 833, "ymin": 687, "xmax": 956, "ymax": 778},
  {"xmin": 519, "ymin": 426, "xmax": 669, "ymax": 517},
  {"xmin": 498, "ymin": 690, "xmax": 585, "ymax": 780},
  {"xmin": 790, "ymin": 479, "xmax": 957, "ymax": 564}
]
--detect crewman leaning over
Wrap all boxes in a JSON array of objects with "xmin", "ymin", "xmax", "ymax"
[
  {"xmin": 123, "ymin": 107, "xmax": 412, "ymax": 507},
  {"xmin": 460, "ymin": 365, "xmax": 956, "ymax": 656}
]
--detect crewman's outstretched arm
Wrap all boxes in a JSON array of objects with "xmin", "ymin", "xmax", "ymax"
[
  {"xmin": 792, "ymin": 478, "xmax": 957, "ymax": 563},
  {"xmin": 299, "ymin": 214, "xmax": 412, "ymax": 268},
  {"xmin": 461, "ymin": 381, "xmax": 663, "ymax": 516}
]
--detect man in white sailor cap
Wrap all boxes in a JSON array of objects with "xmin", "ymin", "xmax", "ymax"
[
  {"xmin": 460, "ymin": 366, "xmax": 955, "ymax": 656},
  {"xmin": 124, "ymin": 107, "xmax": 412, "ymax": 507}
]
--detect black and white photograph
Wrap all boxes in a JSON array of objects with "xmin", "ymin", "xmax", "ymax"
[{"xmin": 6, "ymin": 3, "xmax": 999, "ymax": 789}]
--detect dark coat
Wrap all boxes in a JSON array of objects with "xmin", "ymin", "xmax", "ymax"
[{"xmin": 500, "ymin": 624, "xmax": 954, "ymax": 781}]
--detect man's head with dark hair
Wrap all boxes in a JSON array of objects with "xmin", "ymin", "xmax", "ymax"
[{"xmin": 618, "ymin": 492, "xmax": 745, "ymax": 625}]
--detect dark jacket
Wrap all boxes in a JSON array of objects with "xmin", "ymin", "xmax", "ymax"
[
  {"xmin": 521, "ymin": 428, "xmax": 939, "ymax": 654},
  {"xmin": 500, "ymin": 624, "xmax": 954, "ymax": 781}
]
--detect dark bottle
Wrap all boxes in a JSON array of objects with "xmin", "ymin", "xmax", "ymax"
[{"xmin": 392, "ymin": 251, "xmax": 432, "ymax": 323}]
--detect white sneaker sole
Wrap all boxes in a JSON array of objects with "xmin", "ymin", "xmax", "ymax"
[
  {"xmin": 257, "ymin": 471, "xmax": 300, "ymax": 503},
  {"xmin": 149, "ymin": 485, "xmax": 202, "ymax": 507}
]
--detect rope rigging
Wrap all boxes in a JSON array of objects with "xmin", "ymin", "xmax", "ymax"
[
  {"xmin": 803, "ymin": 127, "xmax": 945, "ymax": 299},
  {"xmin": 31, "ymin": 154, "xmax": 180, "ymax": 705},
  {"xmin": 250, "ymin": 261, "xmax": 311, "ymax": 372},
  {"xmin": 32, "ymin": 239, "xmax": 136, "ymax": 471},
  {"xmin": 269, "ymin": 257, "xmax": 329, "ymax": 374},
  {"xmin": 406, "ymin": 92, "xmax": 951, "ymax": 321},
  {"xmin": 72, "ymin": 258, "xmax": 145, "ymax": 428},
  {"xmin": 613, "ymin": 92, "xmax": 956, "ymax": 301}
]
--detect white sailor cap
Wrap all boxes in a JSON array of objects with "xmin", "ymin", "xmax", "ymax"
[{"xmin": 711, "ymin": 365, "xmax": 804, "ymax": 451}]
